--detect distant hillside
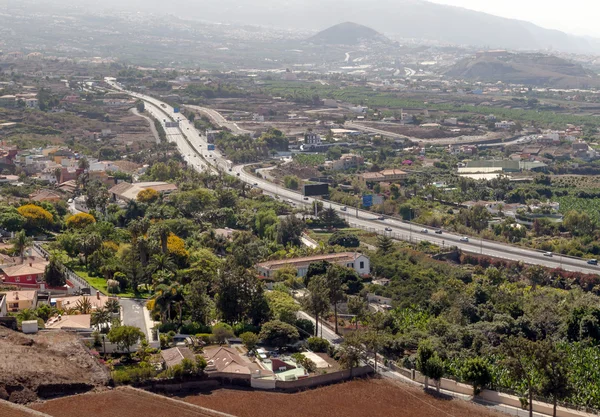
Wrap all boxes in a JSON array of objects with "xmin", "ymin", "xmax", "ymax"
[
  {"xmin": 445, "ymin": 52, "xmax": 600, "ymax": 88},
  {"xmin": 48, "ymin": 0, "xmax": 600, "ymax": 53},
  {"xmin": 308, "ymin": 22, "xmax": 389, "ymax": 45}
]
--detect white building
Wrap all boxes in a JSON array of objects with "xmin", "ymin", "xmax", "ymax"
[
  {"xmin": 256, "ymin": 252, "xmax": 371, "ymax": 279},
  {"xmin": 495, "ymin": 121, "xmax": 516, "ymax": 129}
]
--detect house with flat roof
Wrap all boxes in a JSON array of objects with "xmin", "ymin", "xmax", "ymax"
[
  {"xmin": 360, "ymin": 169, "xmax": 408, "ymax": 184},
  {"xmin": 45, "ymin": 314, "xmax": 92, "ymax": 330},
  {"xmin": 109, "ymin": 181, "xmax": 178, "ymax": 202},
  {"xmin": 2, "ymin": 290, "xmax": 37, "ymax": 312},
  {"xmin": 256, "ymin": 252, "xmax": 370, "ymax": 279},
  {"xmin": 53, "ymin": 293, "xmax": 111, "ymax": 311}
]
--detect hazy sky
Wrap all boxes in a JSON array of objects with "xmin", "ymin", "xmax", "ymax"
[{"xmin": 429, "ymin": 0, "xmax": 599, "ymax": 37}]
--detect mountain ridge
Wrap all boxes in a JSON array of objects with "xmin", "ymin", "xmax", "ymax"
[{"xmin": 25, "ymin": 0, "xmax": 600, "ymax": 53}]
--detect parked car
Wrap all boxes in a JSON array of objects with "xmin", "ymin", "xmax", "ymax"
[
  {"xmin": 543, "ymin": 252, "xmax": 553, "ymax": 257},
  {"xmin": 340, "ymin": 206, "xmax": 347, "ymax": 211},
  {"xmin": 588, "ymin": 259, "xmax": 598, "ymax": 265},
  {"xmin": 434, "ymin": 230, "xmax": 443, "ymax": 234},
  {"xmin": 384, "ymin": 227, "xmax": 393, "ymax": 232},
  {"xmin": 303, "ymin": 197, "xmax": 309, "ymax": 200},
  {"xmin": 460, "ymin": 236, "xmax": 469, "ymax": 242},
  {"xmin": 377, "ymin": 216, "xmax": 385, "ymax": 220},
  {"xmin": 420, "ymin": 229, "xmax": 428, "ymax": 234}
]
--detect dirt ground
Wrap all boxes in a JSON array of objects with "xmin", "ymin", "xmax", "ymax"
[
  {"xmin": 0, "ymin": 327, "xmax": 109, "ymax": 403},
  {"xmin": 30, "ymin": 387, "xmax": 223, "ymax": 417},
  {"xmin": 0, "ymin": 400, "xmax": 49, "ymax": 417},
  {"xmin": 182, "ymin": 379, "xmax": 505, "ymax": 417}
]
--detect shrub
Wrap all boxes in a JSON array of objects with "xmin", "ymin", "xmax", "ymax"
[
  {"xmin": 137, "ymin": 188, "xmax": 160, "ymax": 203},
  {"xmin": 295, "ymin": 318, "xmax": 315, "ymax": 339},
  {"xmin": 240, "ymin": 332, "xmax": 259, "ymax": 351},
  {"xmin": 195, "ymin": 333, "xmax": 212, "ymax": 345},
  {"xmin": 233, "ymin": 322, "xmax": 260, "ymax": 336},
  {"xmin": 66, "ymin": 212, "xmax": 96, "ymax": 229},
  {"xmin": 307, "ymin": 337, "xmax": 330, "ymax": 353},
  {"xmin": 328, "ymin": 231, "xmax": 360, "ymax": 248},
  {"xmin": 211, "ymin": 322, "xmax": 234, "ymax": 344},
  {"xmin": 180, "ymin": 322, "xmax": 211, "ymax": 335}
]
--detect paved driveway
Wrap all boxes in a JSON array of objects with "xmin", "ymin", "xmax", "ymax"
[{"xmin": 120, "ymin": 299, "xmax": 150, "ymax": 340}]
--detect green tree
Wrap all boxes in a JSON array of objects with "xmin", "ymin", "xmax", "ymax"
[
  {"xmin": 108, "ymin": 325, "xmax": 145, "ymax": 353},
  {"xmin": 537, "ymin": 340, "xmax": 572, "ymax": 417},
  {"xmin": 303, "ymin": 275, "xmax": 330, "ymax": 336},
  {"xmin": 284, "ymin": 175, "xmax": 300, "ymax": 190},
  {"xmin": 461, "ymin": 357, "xmax": 492, "ymax": 395},
  {"xmin": 0, "ymin": 206, "xmax": 26, "ymax": 232},
  {"xmin": 11, "ymin": 230, "xmax": 32, "ymax": 260},
  {"xmin": 416, "ymin": 340, "xmax": 436, "ymax": 390},
  {"xmin": 215, "ymin": 265, "xmax": 269, "ymax": 325},
  {"xmin": 136, "ymin": 101, "xmax": 145, "ymax": 112},
  {"xmin": 277, "ymin": 215, "xmax": 305, "ymax": 247},
  {"xmin": 259, "ymin": 320, "xmax": 300, "ymax": 347},
  {"xmin": 211, "ymin": 322, "xmax": 235, "ymax": 344},
  {"xmin": 44, "ymin": 255, "xmax": 66, "ymax": 288},
  {"xmin": 376, "ymin": 235, "xmax": 394, "ymax": 254},
  {"xmin": 266, "ymin": 290, "xmax": 300, "ymax": 324},
  {"xmin": 240, "ymin": 331, "xmax": 259, "ymax": 351},
  {"xmin": 338, "ymin": 331, "xmax": 364, "ymax": 375},
  {"xmin": 502, "ymin": 337, "xmax": 542, "ymax": 417},
  {"xmin": 325, "ymin": 265, "xmax": 346, "ymax": 335},
  {"xmin": 563, "ymin": 210, "xmax": 595, "ymax": 236},
  {"xmin": 91, "ymin": 307, "xmax": 112, "ymax": 332},
  {"xmin": 328, "ymin": 231, "xmax": 360, "ymax": 248}
]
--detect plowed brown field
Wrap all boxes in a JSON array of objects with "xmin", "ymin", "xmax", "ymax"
[
  {"xmin": 30, "ymin": 387, "xmax": 231, "ymax": 417},
  {"xmin": 183, "ymin": 379, "xmax": 504, "ymax": 417}
]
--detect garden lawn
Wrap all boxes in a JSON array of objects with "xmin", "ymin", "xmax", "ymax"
[{"xmin": 70, "ymin": 265, "xmax": 149, "ymax": 299}]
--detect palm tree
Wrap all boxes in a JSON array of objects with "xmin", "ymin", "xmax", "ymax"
[
  {"xmin": 148, "ymin": 253, "xmax": 177, "ymax": 276},
  {"xmin": 153, "ymin": 284, "xmax": 174, "ymax": 322},
  {"xmin": 17, "ymin": 308, "xmax": 38, "ymax": 323},
  {"xmin": 11, "ymin": 230, "xmax": 33, "ymax": 260},
  {"xmin": 151, "ymin": 223, "xmax": 171, "ymax": 254},
  {"xmin": 75, "ymin": 296, "xmax": 93, "ymax": 314},
  {"xmin": 104, "ymin": 299, "xmax": 120, "ymax": 315},
  {"xmin": 91, "ymin": 307, "xmax": 111, "ymax": 331},
  {"xmin": 152, "ymin": 270, "xmax": 174, "ymax": 290}
]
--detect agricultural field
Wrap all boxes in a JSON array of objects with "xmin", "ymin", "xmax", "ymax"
[
  {"xmin": 183, "ymin": 379, "xmax": 504, "ymax": 417},
  {"xmin": 556, "ymin": 195, "xmax": 600, "ymax": 222},
  {"xmin": 30, "ymin": 387, "xmax": 222, "ymax": 417}
]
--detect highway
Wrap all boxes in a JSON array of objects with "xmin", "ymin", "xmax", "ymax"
[
  {"xmin": 184, "ymin": 104, "xmax": 252, "ymax": 135},
  {"xmin": 345, "ymin": 121, "xmax": 509, "ymax": 146},
  {"xmin": 105, "ymin": 78, "xmax": 600, "ymax": 275}
]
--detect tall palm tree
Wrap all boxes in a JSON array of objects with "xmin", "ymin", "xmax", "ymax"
[
  {"xmin": 151, "ymin": 223, "xmax": 171, "ymax": 255},
  {"xmin": 152, "ymin": 284, "xmax": 173, "ymax": 322},
  {"xmin": 11, "ymin": 230, "xmax": 33, "ymax": 260}
]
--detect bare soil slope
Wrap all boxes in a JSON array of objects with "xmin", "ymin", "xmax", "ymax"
[{"xmin": 0, "ymin": 327, "xmax": 109, "ymax": 404}]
